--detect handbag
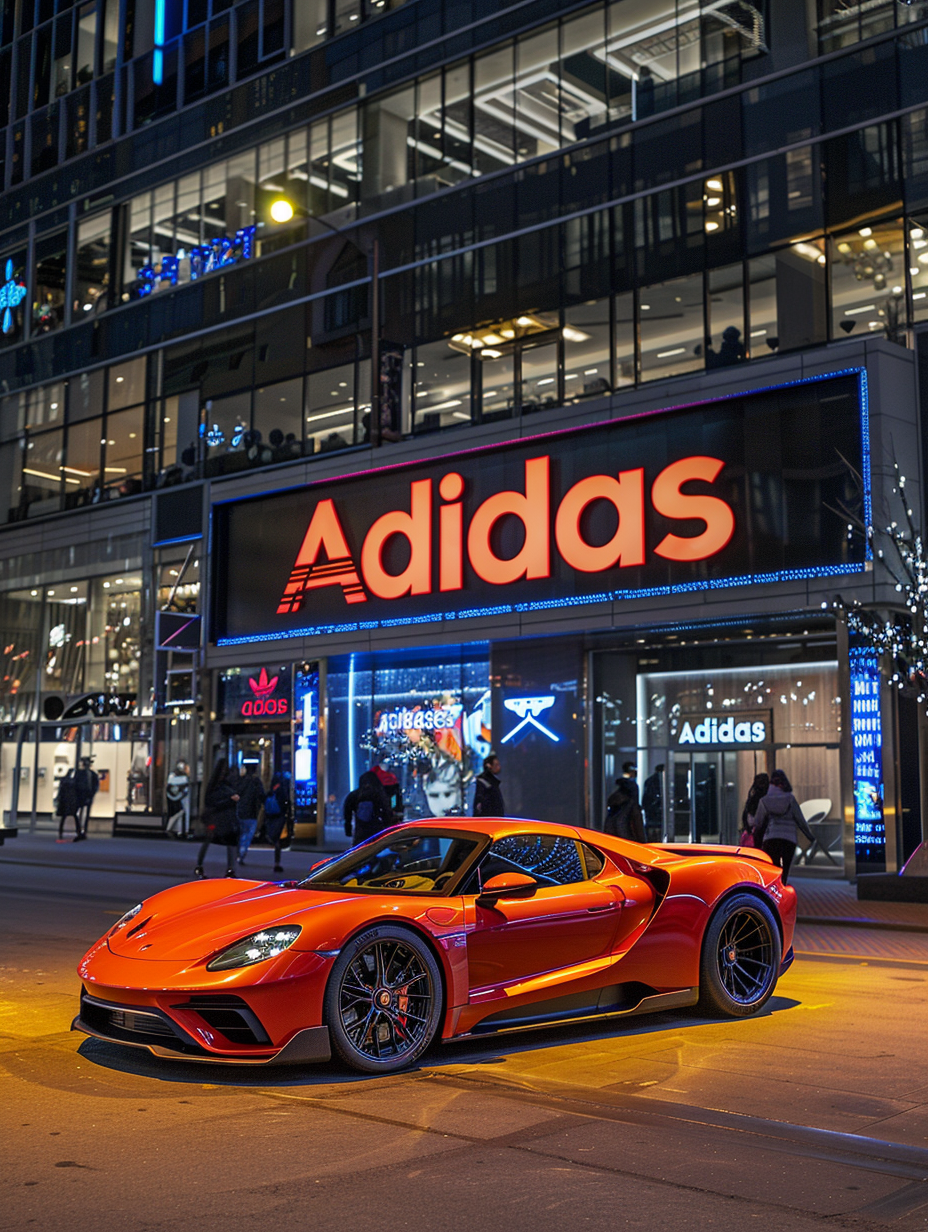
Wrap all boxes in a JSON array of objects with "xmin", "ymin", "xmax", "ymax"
[
  {"xmin": 265, "ymin": 792, "xmax": 282, "ymax": 818},
  {"xmin": 739, "ymin": 829, "xmax": 756, "ymax": 848}
]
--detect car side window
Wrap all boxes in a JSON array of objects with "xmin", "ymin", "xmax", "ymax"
[
  {"xmin": 579, "ymin": 843, "xmax": 605, "ymax": 877},
  {"xmin": 473, "ymin": 834, "xmax": 587, "ymax": 889}
]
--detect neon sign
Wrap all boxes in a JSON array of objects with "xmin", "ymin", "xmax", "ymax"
[
  {"xmin": 216, "ymin": 370, "xmax": 869, "ymax": 647},
  {"xmin": 501, "ymin": 696, "xmax": 559, "ymax": 744},
  {"xmin": 138, "ymin": 226, "xmax": 256, "ymax": 295},
  {"xmin": 276, "ymin": 454, "xmax": 736, "ymax": 614},
  {"xmin": 240, "ymin": 667, "xmax": 288, "ymax": 717},
  {"xmin": 294, "ymin": 665, "xmax": 319, "ymax": 813},
  {"xmin": 678, "ymin": 716, "xmax": 767, "ymax": 745},
  {"xmin": 375, "ymin": 704, "xmax": 461, "ymax": 734},
  {"xmin": 849, "ymin": 644, "xmax": 885, "ymax": 864},
  {"xmin": 0, "ymin": 259, "xmax": 27, "ymax": 335}
]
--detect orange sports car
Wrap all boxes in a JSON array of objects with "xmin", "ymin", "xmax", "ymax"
[{"xmin": 73, "ymin": 819, "xmax": 796, "ymax": 1074}]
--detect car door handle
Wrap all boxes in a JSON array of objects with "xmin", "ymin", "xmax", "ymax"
[{"xmin": 586, "ymin": 903, "xmax": 618, "ymax": 913}]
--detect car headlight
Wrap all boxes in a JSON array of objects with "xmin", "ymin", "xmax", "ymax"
[
  {"xmin": 206, "ymin": 926, "xmax": 302, "ymax": 971},
  {"xmin": 110, "ymin": 902, "xmax": 143, "ymax": 933}
]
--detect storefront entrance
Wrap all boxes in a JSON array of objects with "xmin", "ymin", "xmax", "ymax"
[{"xmin": 667, "ymin": 750, "xmax": 764, "ymax": 844}]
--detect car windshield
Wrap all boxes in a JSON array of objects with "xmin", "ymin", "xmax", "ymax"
[{"xmin": 301, "ymin": 831, "xmax": 480, "ymax": 894}]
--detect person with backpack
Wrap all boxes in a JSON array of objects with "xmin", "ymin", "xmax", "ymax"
[
  {"xmin": 265, "ymin": 770, "xmax": 292, "ymax": 875},
  {"xmin": 752, "ymin": 768, "xmax": 815, "ymax": 884},
  {"xmin": 343, "ymin": 771, "xmax": 392, "ymax": 846},
  {"xmin": 371, "ymin": 760, "xmax": 404, "ymax": 823}
]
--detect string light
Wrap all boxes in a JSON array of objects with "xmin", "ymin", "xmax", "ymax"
[{"xmin": 828, "ymin": 461, "xmax": 928, "ymax": 710}]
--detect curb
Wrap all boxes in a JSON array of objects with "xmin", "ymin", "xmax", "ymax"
[{"xmin": 796, "ymin": 913, "xmax": 928, "ymax": 935}]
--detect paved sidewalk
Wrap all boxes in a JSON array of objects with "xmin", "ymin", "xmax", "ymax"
[{"xmin": 3, "ymin": 832, "xmax": 928, "ymax": 952}]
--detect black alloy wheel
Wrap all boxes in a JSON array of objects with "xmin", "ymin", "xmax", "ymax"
[
  {"xmin": 698, "ymin": 893, "xmax": 781, "ymax": 1017},
  {"xmin": 324, "ymin": 925, "xmax": 443, "ymax": 1073}
]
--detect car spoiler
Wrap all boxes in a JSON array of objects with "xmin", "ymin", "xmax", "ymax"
[{"xmin": 659, "ymin": 843, "xmax": 773, "ymax": 864}]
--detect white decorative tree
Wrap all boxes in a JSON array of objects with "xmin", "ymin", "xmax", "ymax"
[{"xmin": 829, "ymin": 460, "xmax": 928, "ymax": 705}]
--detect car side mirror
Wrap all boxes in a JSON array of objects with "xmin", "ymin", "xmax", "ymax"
[{"xmin": 476, "ymin": 872, "xmax": 538, "ymax": 907}]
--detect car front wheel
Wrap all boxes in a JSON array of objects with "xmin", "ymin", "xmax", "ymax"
[
  {"xmin": 325, "ymin": 925, "xmax": 443, "ymax": 1073},
  {"xmin": 698, "ymin": 893, "xmax": 781, "ymax": 1017}
]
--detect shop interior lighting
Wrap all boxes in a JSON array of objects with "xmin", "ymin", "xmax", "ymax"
[
  {"xmin": 270, "ymin": 199, "xmax": 295, "ymax": 223},
  {"xmin": 562, "ymin": 326, "xmax": 591, "ymax": 342}
]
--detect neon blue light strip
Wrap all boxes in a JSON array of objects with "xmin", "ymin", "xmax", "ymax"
[
  {"xmin": 153, "ymin": 0, "xmax": 165, "ymax": 84},
  {"xmin": 216, "ymin": 562, "xmax": 867, "ymax": 647}
]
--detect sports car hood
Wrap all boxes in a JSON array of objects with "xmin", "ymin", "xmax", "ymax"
[{"xmin": 107, "ymin": 880, "xmax": 354, "ymax": 961}]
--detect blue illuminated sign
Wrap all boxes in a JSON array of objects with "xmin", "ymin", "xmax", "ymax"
[
  {"xmin": 849, "ymin": 643, "xmax": 885, "ymax": 865},
  {"xmin": 501, "ymin": 696, "xmax": 559, "ymax": 744},
  {"xmin": 138, "ymin": 226, "xmax": 256, "ymax": 295},
  {"xmin": 0, "ymin": 259, "xmax": 27, "ymax": 335},
  {"xmin": 153, "ymin": 0, "xmax": 166, "ymax": 84},
  {"xmin": 293, "ymin": 664, "xmax": 319, "ymax": 816}
]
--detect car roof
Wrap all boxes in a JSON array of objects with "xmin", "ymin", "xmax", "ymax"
[{"xmin": 392, "ymin": 817, "xmax": 585, "ymax": 841}]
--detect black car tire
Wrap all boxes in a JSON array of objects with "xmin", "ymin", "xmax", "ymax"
[
  {"xmin": 698, "ymin": 892, "xmax": 782, "ymax": 1017},
  {"xmin": 325, "ymin": 925, "xmax": 443, "ymax": 1073}
]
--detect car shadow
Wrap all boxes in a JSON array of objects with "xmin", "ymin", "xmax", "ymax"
[{"xmin": 76, "ymin": 993, "xmax": 801, "ymax": 1089}]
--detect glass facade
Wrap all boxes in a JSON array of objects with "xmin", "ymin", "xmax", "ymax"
[{"xmin": 324, "ymin": 645, "xmax": 491, "ymax": 841}]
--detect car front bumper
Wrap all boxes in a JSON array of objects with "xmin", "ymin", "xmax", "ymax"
[{"xmin": 72, "ymin": 989, "xmax": 332, "ymax": 1064}]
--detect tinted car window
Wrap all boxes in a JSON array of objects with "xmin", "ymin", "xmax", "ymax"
[
  {"xmin": 474, "ymin": 834, "xmax": 586, "ymax": 888},
  {"xmin": 303, "ymin": 832, "xmax": 478, "ymax": 893},
  {"xmin": 580, "ymin": 843, "xmax": 605, "ymax": 876}
]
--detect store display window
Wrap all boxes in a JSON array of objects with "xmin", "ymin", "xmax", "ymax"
[{"xmin": 325, "ymin": 643, "xmax": 490, "ymax": 842}]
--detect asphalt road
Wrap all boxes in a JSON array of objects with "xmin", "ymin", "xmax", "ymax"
[{"xmin": 2, "ymin": 859, "xmax": 928, "ymax": 1232}]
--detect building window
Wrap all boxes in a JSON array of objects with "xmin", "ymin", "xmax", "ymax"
[
  {"xmin": 638, "ymin": 274, "xmax": 704, "ymax": 382},
  {"xmin": 33, "ymin": 230, "xmax": 68, "ymax": 335},
  {"xmin": 74, "ymin": 212, "xmax": 111, "ymax": 317}
]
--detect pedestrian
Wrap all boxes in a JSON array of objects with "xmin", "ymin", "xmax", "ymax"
[
  {"xmin": 752, "ymin": 768, "xmax": 815, "ymax": 885},
  {"xmin": 603, "ymin": 777, "xmax": 646, "ymax": 842},
  {"xmin": 621, "ymin": 761, "xmax": 640, "ymax": 806},
  {"xmin": 265, "ymin": 770, "xmax": 292, "ymax": 875},
  {"xmin": 343, "ymin": 770, "xmax": 392, "ymax": 845},
  {"xmin": 55, "ymin": 769, "xmax": 81, "ymax": 842},
  {"xmin": 642, "ymin": 763, "xmax": 664, "ymax": 842},
  {"xmin": 371, "ymin": 760, "xmax": 404, "ymax": 823},
  {"xmin": 473, "ymin": 754, "xmax": 505, "ymax": 817},
  {"xmin": 236, "ymin": 761, "xmax": 266, "ymax": 866},
  {"xmin": 740, "ymin": 772, "xmax": 770, "ymax": 847},
  {"xmin": 165, "ymin": 760, "xmax": 190, "ymax": 837},
  {"xmin": 73, "ymin": 756, "xmax": 99, "ymax": 841},
  {"xmin": 193, "ymin": 758, "xmax": 241, "ymax": 879}
]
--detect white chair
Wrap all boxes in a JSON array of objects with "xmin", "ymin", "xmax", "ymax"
[{"xmin": 797, "ymin": 798, "xmax": 834, "ymax": 864}]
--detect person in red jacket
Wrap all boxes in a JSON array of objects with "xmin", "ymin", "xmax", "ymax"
[{"xmin": 371, "ymin": 761, "xmax": 404, "ymax": 823}]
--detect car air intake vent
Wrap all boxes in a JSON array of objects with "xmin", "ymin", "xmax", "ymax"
[
  {"xmin": 175, "ymin": 995, "xmax": 271, "ymax": 1045},
  {"xmin": 81, "ymin": 995, "xmax": 180, "ymax": 1042}
]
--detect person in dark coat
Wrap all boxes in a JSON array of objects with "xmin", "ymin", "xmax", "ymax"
[
  {"xmin": 56, "ymin": 770, "xmax": 81, "ymax": 841},
  {"xmin": 235, "ymin": 763, "xmax": 266, "ymax": 865},
  {"xmin": 752, "ymin": 768, "xmax": 814, "ymax": 884},
  {"xmin": 641, "ymin": 764, "xmax": 664, "ymax": 842},
  {"xmin": 604, "ymin": 777, "xmax": 646, "ymax": 842},
  {"xmin": 473, "ymin": 755, "xmax": 505, "ymax": 817},
  {"xmin": 740, "ymin": 772, "xmax": 770, "ymax": 846},
  {"xmin": 620, "ymin": 761, "xmax": 640, "ymax": 806},
  {"xmin": 265, "ymin": 771, "xmax": 292, "ymax": 875},
  {"xmin": 73, "ymin": 757, "xmax": 99, "ymax": 840},
  {"xmin": 194, "ymin": 758, "xmax": 241, "ymax": 879},
  {"xmin": 343, "ymin": 771, "xmax": 392, "ymax": 846}
]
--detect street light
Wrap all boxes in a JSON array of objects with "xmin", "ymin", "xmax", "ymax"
[{"xmin": 270, "ymin": 198, "xmax": 295, "ymax": 224}]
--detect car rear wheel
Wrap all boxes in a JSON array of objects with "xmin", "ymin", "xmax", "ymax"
[
  {"xmin": 698, "ymin": 893, "xmax": 781, "ymax": 1017},
  {"xmin": 325, "ymin": 925, "xmax": 443, "ymax": 1073}
]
